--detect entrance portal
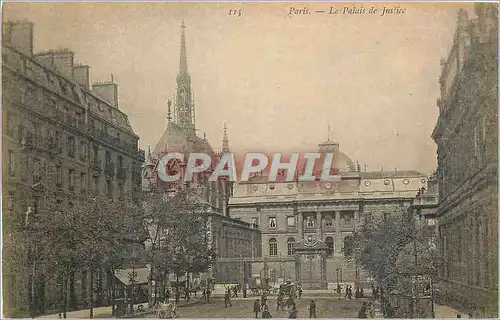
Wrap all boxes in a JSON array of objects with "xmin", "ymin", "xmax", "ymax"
[{"xmin": 294, "ymin": 235, "xmax": 328, "ymax": 289}]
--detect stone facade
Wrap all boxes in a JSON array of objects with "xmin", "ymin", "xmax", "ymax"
[
  {"xmin": 229, "ymin": 140, "xmax": 430, "ymax": 286},
  {"xmin": 2, "ymin": 21, "xmax": 145, "ymax": 317},
  {"xmin": 431, "ymin": 4, "xmax": 498, "ymax": 317}
]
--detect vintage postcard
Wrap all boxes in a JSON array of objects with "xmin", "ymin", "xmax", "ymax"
[{"xmin": 2, "ymin": 1, "xmax": 498, "ymax": 319}]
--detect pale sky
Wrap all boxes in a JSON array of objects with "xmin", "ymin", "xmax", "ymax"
[{"xmin": 3, "ymin": 2, "xmax": 473, "ymax": 174}]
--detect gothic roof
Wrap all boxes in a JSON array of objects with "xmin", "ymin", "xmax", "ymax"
[{"xmin": 152, "ymin": 121, "xmax": 215, "ymax": 160}]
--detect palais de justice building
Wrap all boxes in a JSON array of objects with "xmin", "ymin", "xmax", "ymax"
[{"xmin": 229, "ymin": 138, "xmax": 431, "ymax": 288}]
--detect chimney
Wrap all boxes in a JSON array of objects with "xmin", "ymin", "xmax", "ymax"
[
  {"xmin": 3, "ymin": 20, "xmax": 34, "ymax": 56},
  {"xmin": 35, "ymin": 48, "xmax": 74, "ymax": 78},
  {"xmin": 92, "ymin": 75, "xmax": 118, "ymax": 108},
  {"xmin": 73, "ymin": 64, "xmax": 90, "ymax": 90}
]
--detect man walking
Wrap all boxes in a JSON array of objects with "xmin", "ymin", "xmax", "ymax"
[
  {"xmin": 225, "ymin": 289, "xmax": 233, "ymax": 308},
  {"xmin": 308, "ymin": 300, "xmax": 317, "ymax": 318},
  {"xmin": 254, "ymin": 299, "xmax": 261, "ymax": 318}
]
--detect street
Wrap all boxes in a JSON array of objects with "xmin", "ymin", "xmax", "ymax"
[{"xmin": 146, "ymin": 297, "xmax": 364, "ymax": 318}]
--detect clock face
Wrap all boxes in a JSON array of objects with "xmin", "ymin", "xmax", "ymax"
[
  {"xmin": 325, "ymin": 182, "xmax": 332, "ymax": 189},
  {"xmin": 304, "ymin": 234, "xmax": 318, "ymax": 247}
]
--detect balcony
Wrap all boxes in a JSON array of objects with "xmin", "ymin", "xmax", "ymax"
[
  {"xmin": 105, "ymin": 161, "xmax": 115, "ymax": 180},
  {"xmin": 117, "ymin": 167, "xmax": 126, "ymax": 180}
]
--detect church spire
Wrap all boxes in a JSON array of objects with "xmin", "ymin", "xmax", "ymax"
[
  {"xmin": 222, "ymin": 122, "xmax": 230, "ymax": 153},
  {"xmin": 179, "ymin": 20, "xmax": 188, "ymax": 76},
  {"xmin": 175, "ymin": 20, "xmax": 194, "ymax": 134}
]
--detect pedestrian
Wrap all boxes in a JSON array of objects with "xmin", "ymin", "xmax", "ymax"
[
  {"xmin": 288, "ymin": 305, "xmax": 298, "ymax": 319},
  {"xmin": 165, "ymin": 289, "xmax": 170, "ymax": 303},
  {"xmin": 172, "ymin": 301, "xmax": 179, "ymax": 318},
  {"xmin": 358, "ymin": 302, "xmax": 368, "ymax": 318},
  {"xmin": 243, "ymin": 284, "xmax": 248, "ymax": 298},
  {"xmin": 262, "ymin": 301, "xmax": 272, "ymax": 318},
  {"xmin": 298, "ymin": 285, "xmax": 303, "ymax": 299},
  {"xmin": 225, "ymin": 289, "xmax": 233, "ymax": 307},
  {"xmin": 277, "ymin": 294, "xmax": 283, "ymax": 312},
  {"xmin": 345, "ymin": 285, "xmax": 349, "ymax": 299},
  {"xmin": 355, "ymin": 287, "xmax": 360, "ymax": 299},
  {"xmin": 233, "ymin": 285, "xmax": 238, "ymax": 298},
  {"xmin": 206, "ymin": 288, "xmax": 211, "ymax": 302},
  {"xmin": 308, "ymin": 299, "xmax": 317, "ymax": 318},
  {"xmin": 368, "ymin": 302, "xmax": 375, "ymax": 318},
  {"xmin": 348, "ymin": 286, "xmax": 353, "ymax": 299},
  {"xmin": 254, "ymin": 299, "xmax": 261, "ymax": 318},
  {"xmin": 360, "ymin": 287, "xmax": 364, "ymax": 298}
]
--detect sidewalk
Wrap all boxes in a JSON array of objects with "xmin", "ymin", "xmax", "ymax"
[
  {"xmin": 434, "ymin": 303, "xmax": 466, "ymax": 318},
  {"xmin": 38, "ymin": 298, "xmax": 206, "ymax": 319}
]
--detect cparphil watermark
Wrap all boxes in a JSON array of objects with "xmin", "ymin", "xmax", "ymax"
[{"xmin": 157, "ymin": 152, "xmax": 342, "ymax": 183}]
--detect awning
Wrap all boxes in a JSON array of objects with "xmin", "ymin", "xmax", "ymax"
[{"xmin": 114, "ymin": 267, "xmax": 150, "ymax": 286}]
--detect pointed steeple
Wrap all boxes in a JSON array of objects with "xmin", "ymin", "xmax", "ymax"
[
  {"xmin": 175, "ymin": 20, "xmax": 195, "ymax": 134},
  {"xmin": 222, "ymin": 122, "xmax": 230, "ymax": 153},
  {"xmin": 179, "ymin": 20, "xmax": 188, "ymax": 76}
]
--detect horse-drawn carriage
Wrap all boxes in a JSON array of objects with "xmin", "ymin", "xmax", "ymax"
[
  {"xmin": 248, "ymin": 277, "xmax": 275, "ymax": 296},
  {"xmin": 154, "ymin": 302, "xmax": 179, "ymax": 319}
]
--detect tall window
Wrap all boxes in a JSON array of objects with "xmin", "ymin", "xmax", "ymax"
[
  {"xmin": 251, "ymin": 217, "xmax": 259, "ymax": 228},
  {"xmin": 268, "ymin": 217, "xmax": 277, "ymax": 229},
  {"xmin": 68, "ymin": 169, "xmax": 75, "ymax": 191},
  {"xmin": 55, "ymin": 131, "xmax": 62, "ymax": 154},
  {"xmin": 80, "ymin": 142, "xmax": 87, "ymax": 162},
  {"xmin": 269, "ymin": 238, "xmax": 277, "ymax": 256},
  {"xmin": 5, "ymin": 112, "xmax": 14, "ymax": 136},
  {"xmin": 8, "ymin": 150, "xmax": 15, "ymax": 176},
  {"xmin": 326, "ymin": 237, "xmax": 334, "ymax": 256},
  {"xmin": 80, "ymin": 172, "xmax": 86, "ymax": 192},
  {"xmin": 33, "ymin": 158, "xmax": 41, "ymax": 183},
  {"xmin": 287, "ymin": 238, "xmax": 295, "ymax": 256},
  {"xmin": 342, "ymin": 235, "xmax": 353, "ymax": 254},
  {"xmin": 55, "ymin": 165, "xmax": 62, "ymax": 187},
  {"xmin": 67, "ymin": 136, "xmax": 75, "ymax": 158},
  {"xmin": 287, "ymin": 216, "xmax": 295, "ymax": 227},
  {"xmin": 107, "ymin": 180, "xmax": 113, "ymax": 199}
]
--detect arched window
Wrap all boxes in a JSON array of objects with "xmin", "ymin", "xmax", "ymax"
[
  {"xmin": 269, "ymin": 238, "xmax": 277, "ymax": 256},
  {"xmin": 287, "ymin": 238, "xmax": 295, "ymax": 256},
  {"xmin": 325, "ymin": 237, "xmax": 334, "ymax": 256},
  {"xmin": 343, "ymin": 235, "xmax": 353, "ymax": 254}
]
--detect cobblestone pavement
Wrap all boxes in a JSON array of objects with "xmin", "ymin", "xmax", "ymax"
[{"xmin": 145, "ymin": 297, "xmax": 364, "ymax": 318}]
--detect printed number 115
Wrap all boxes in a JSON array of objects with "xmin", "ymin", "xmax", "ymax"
[{"xmin": 229, "ymin": 9, "xmax": 242, "ymax": 17}]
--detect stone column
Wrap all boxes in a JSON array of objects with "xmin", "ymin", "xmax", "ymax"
[
  {"xmin": 316, "ymin": 211, "xmax": 322, "ymax": 239},
  {"xmin": 335, "ymin": 211, "xmax": 341, "ymax": 253},
  {"xmin": 297, "ymin": 212, "xmax": 303, "ymax": 240}
]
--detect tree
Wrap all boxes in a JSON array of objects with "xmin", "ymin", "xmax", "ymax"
[
  {"xmin": 344, "ymin": 212, "xmax": 414, "ymax": 296},
  {"xmin": 344, "ymin": 209, "xmax": 441, "ymax": 313},
  {"xmin": 144, "ymin": 189, "xmax": 216, "ymax": 302},
  {"xmin": 30, "ymin": 197, "xmax": 144, "ymax": 318}
]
